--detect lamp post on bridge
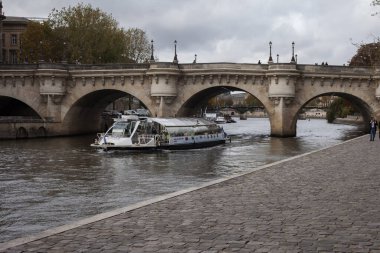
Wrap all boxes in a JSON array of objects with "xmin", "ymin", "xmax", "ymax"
[
  {"xmin": 62, "ymin": 42, "xmax": 67, "ymax": 64},
  {"xmin": 173, "ymin": 40, "xmax": 178, "ymax": 64},
  {"xmin": 268, "ymin": 41, "xmax": 273, "ymax": 63},
  {"xmin": 0, "ymin": 1, "xmax": 6, "ymax": 64},
  {"xmin": 193, "ymin": 54, "xmax": 197, "ymax": 64},
  {"xmin": 39, "ymin": 40, "xmax": 44, "ymax": 63},
  {"xmin": 150, "ymin": 39, "xmax": 155, "ymax": 63},
  {"xmin": 291, "ymin": 41, "xmax": 296, "ymax": 63}
]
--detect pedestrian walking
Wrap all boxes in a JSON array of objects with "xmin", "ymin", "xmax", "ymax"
[{"xmin": 369, "ymin": 117, "xmax": 378, "ymax": 141}]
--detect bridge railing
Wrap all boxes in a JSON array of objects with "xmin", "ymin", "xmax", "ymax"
[
  {"xmin": 179, "ymin": 62, "xmax": 268, "ymax": 70},
  {"xmin": 0, "ymin": 63, "xmax": 150, "ymax": 71},
  {"xmin": 0, "ymin": 116, "xmax": 53, "ymax": 123},
  {"xmin": 0, "ymin": 64, "xmax": 39, "ymax": 70},
  {"xmin": 67, "ymin": 63, "xmax": 150, "ymax": 70},
  {"xmin": 297, "ymin": 64, "xmax": 374, "ymax": 74},
  {"xmin": 0, "ymin": 62, "xmax": 376, "ymax": 73}
]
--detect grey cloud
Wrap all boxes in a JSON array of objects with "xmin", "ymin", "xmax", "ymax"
[{"xmin": 4, "ymin": 0, "xmax": 379, "ymax": 64}]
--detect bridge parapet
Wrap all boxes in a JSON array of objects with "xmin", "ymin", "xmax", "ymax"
[
  {"xmin": 67, "ymin": 63, "xmax": 150, "ymax": 70},
  {"xmin": 298, "ymin": 64, "xmax": 377, "ymax": 75},
  {"xmin": 179, "ymin": 63, "xmax": 268, "ymax": 87},
  {"xmin": 180, "ymin": 63, "xmax": 267, "ymax": 70},
  {"xmin": 268, "ymin": 63, "xmax": 297, "ymax": 71}
]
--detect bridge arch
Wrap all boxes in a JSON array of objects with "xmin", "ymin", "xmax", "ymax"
[
  {"xmin": 175, "ymin": 84, "xmax": 271, "ymax": 117},
  {"xmin": 61, "ymin": 88, "xmax": 154, "ymax": 135},
  {"xmin": 293, "ymin": 92, "xmax": 372, "ymax": 134},
  {"xmin": 0, "ymin": 95, "xmax": 43, "ymax": 119}
]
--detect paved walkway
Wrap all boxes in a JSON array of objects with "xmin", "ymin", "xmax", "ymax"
[{"xmin": 1, "ymin": 135, "xmax": 380, "ymax": 253}]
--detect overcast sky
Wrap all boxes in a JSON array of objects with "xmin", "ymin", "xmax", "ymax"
[{"xmin": 4, "ymin": 0, "xmax": 380, "ymax": 65}]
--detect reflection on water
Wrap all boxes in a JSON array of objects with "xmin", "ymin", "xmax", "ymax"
[{"xmin": 0, "ymin": 118, "xmax": 364, "ymax": 243}]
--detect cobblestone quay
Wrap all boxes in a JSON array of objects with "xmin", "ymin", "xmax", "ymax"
[{"xmin": 1, "ymin": 135, "xmax": 380, "ymax": 252}]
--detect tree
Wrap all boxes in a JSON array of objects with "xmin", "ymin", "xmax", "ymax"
[
  {"xmin": 125, "ymin": 28, "xmax": 151, "ymax": 63},
  {"xmin": 244, "ymin": 94, "xmax": 261, "ymax": 107},
  {"xmin": 221, "ymin": 96, "xmax": 234, "ymax": 107},
  {"xmin": 326, "ymin": 97, "xmax": 357, "ymax": 123},
  {"xmin": 348, "ymin": 1, "xmax": 380, "ymax": 66},
  {"xmin": 349, "ymin": 42, "xmax": 380, "ymax": 67},
  {"xmin": 20, "ymin": 3, "xmax": 151, "ymax": 64},
  {"xmin": 372, "ymin": 0, "xmax": 380, "ymax": 15},
  {"xmin": 20, "ymin": 21, "xmax": 56, "ymax": 63},
  {"xmin": 20, "ymin": 21, "xmax": 43, "ymax": 63},
  {"xmin": 48, "ymin": 3, "xmax": 127, "ymax": 64},
  {"xmin": 207, "ymin": 97, "xmax": 219, "ymax": 109}
]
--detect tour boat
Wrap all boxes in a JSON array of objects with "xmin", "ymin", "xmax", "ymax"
[{"xmin": 91, "ymin": 115, "xmax": 229, "ymax": 151}]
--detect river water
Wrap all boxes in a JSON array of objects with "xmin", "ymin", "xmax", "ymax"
[{"xmin": 0, "ymin": 118, "xmax": 364, "ymax": 243}]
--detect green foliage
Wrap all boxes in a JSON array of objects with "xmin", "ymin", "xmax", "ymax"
[
  {"xmin": 206, "ymin": 93, "xmax": 263, "ymax": 112},
  {"xmin": 222, "ymin": 97, "xmax": 234, "ymax": 107},
  {"xmin": 349, "ymin": 42, "xmax": 380, "ymax": 67},
  {"xmin": 326, "ymin": 98, "xmax": 356, "ymax": 123},
  {"xmin": 372, "ymin": 0, "xmax": 380, "ymax": 15},
  {"xmin": 20, "ymin": 3, "xmax": 150, "ymax": 64},
  {"xmin": 326, "ymin": 109, "xmax": 336, "ymax": 123},
  {"xmin": 244, "ymin": 94, "xmax": 262, "ymax": 107},
  {"xmin": 207, "ymin": 96, "xmax": 232, "ymax": 108},
  {"xmin": 348, "ymin": 1, "xmax": 380, "ymax": 66},
  {"xmin": 125, "ymin": 28, "xmax": 151, "ymax": 63},
  {"xmin": 20, "ymin": 21, "xmax": 49, "ymax": 63},
  {"xmin": 207, "ymin": 97, "xmax": 219, "ymax": 108},
  {"xmin": 373, "ymin": 0, "xmax": 380, "ymax": 7}
]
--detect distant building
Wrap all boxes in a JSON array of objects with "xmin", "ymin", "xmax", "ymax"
[
  {"xmin": 305, "ymin": 108, "xmax": 326, "ymax": 118},
  {"xmin": 230, "ymin": 92, "xmax": 246, "ymax": 105},
  {"xmin": 219, "ymin": 108, "xmax": 238, "ymax": 116},
  {"xmin": 219, "ymin": 92, "xmax": 251, "ymax": 106},
  {"xmin": 2, "ymin": 16, "xmax": 29, "ymax": 64},
  {"xmin": 0, "ymin": 1, "xmax": 30, "ymax": 64}
]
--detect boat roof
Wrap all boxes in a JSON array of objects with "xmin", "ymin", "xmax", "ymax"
[
  {"xmin": 118, "ymin": 115, "xmax": 139, "ymax": 120},
  {"xmin": 152, "ymin": 118, "xmax": 216, "ymax": 127},
  {"xmin": 114, "ymin": 116, "xmax": 217, "ymax": 127}
]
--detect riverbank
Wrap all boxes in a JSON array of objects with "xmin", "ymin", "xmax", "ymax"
[
  {"xmin": 333, "ymin": 116, "xmax": 364, "ymax": 125},
  {"xmin": 239, "ymin": 115, "xmax": 364, "ymax": 127},
  {"xmin": 1, "ymin": 134, "xmax": 379, "ymax": 252}
]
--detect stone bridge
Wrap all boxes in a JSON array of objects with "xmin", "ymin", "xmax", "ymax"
[{"xmin": 0, "ymin": 62, "xmax": 379, "ymax": 138}]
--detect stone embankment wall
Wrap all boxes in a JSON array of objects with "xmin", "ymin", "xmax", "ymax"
[{"xmin": 333, "ymin": 115, "xmax": 364, "ymax": 125}]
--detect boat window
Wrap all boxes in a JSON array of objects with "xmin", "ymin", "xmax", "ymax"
[
  {"xmin": 112, "ymin": 122, "xmax": 128, "ymax": 137},
  {"xmin": 138, "ymin": 120, "xmax": 153, "ymax": 134},
  {"xmin": 111, "ymin": 121, "xmax": 137, "ymax": 137},
  {"xmin": 165, "ymin": 124, "xmax": 223, "ymax": 137},
  {"xmin": 151, "ymin": 118, "xmax": 224, "ymax": 137},
  {"xmin": 165, "ymin": 127, "xmax": 186, "ymax": 136},
  {"xmin": 126, "ymin": 122, "xmax": 136, "ymax": 137},
  {"xmin": 112, "ymin": 128, "xmax": 124, "ymax": 136},
  {"xmin": 113, "ymin": 122, "xmax": 128, "ymax": 130}
]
